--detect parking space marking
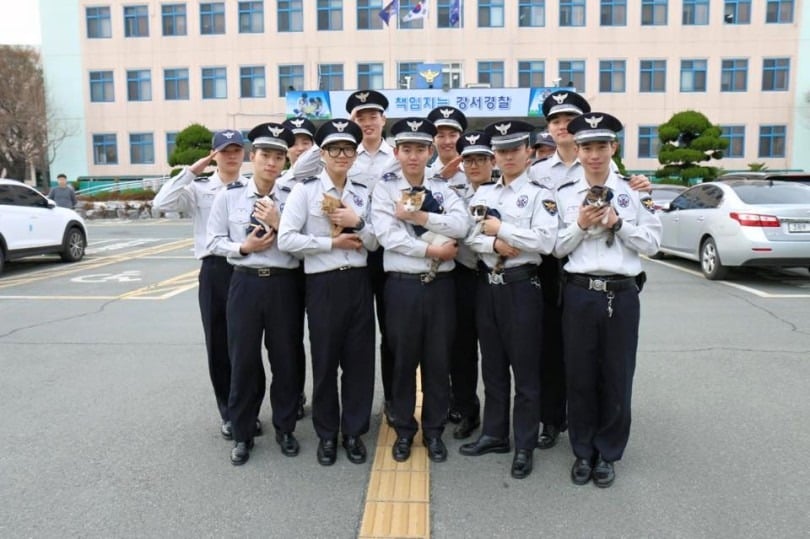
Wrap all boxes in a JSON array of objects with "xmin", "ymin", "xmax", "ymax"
[
  {"xmin": 120, "ymin": 269, "xmax": 199, "ymax": 300},
  {"xmin": 645, "ymin": 257, "xmax": 810, "ymax": 298}
]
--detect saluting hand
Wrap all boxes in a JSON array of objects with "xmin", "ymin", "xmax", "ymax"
[
  {"xmin": 628, "ymin": 174, "xmax": 652, "ymax": 193},
  {"xmin": 189, "ymin": 150, "xmax": 217, "ymax": 176},
  {"xmin": 439, "ymin": 155, "xmax": 463, "ymax": 179}
]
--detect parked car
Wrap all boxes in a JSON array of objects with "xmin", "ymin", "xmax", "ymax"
[
  {"xmin": 655, "ymin": 179, "xmax": 810, "ymax": 279},
  {"xmin": 716, "ymin": 172, "xmax": 810, "ymax": 185},
  {"xmin": 651, "ymin": 184, "xmax": 687, "ymax": 212},
  {"xmin": 0, "ymin": 179, "xmax": 87, "ymax": 275}
]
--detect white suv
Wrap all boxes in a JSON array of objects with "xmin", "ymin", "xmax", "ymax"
[{"xmin": 0, "ymin": 179, "xmax": 87, "ymax": 275}]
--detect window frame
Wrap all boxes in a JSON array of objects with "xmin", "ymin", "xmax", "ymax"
[
  {"xmin": 477, "ymin": 61, "xmax": 505, "ymax": 88},
  {"xmin": 126, "ymin": 69, "xmax": 152, "ymax": 101},
  {"xmin": 600, "ymin": 0, "xmax": 627, "ymax": 26},
  {"xmin": 758, "ymin": 125, "xmax": 786, "ymax": 158},
  {"xmin": 357, "ymin": 62, "xmax": 385, "ymax": 90},
  {"xmin": 86, "ymin": 6, "xmax": 112, "ymax": 38},
  {"xmin": 720, "ymin": 58, "xmax": 748, "ymax": 92},
  {"xmin": 93, "ymin": 133, "xmax": 119, "ymax": 165},
  {"xmin": 638, "ymin": 125, "xmax": 660, "ymax": 159},
  {"xmin": 238, "ymin": 1, "xmax": 264, "ymax": 33},
  {"xmin": 278, "ymin": 0, "xmax": 304, "ymax": 32},
  {"xmin": 123, "ymin": 5, "xmax": 149, "ymax": 37},
  {"xmin": 762, "ymin": 57, "xmax": 790, "ymax": 92},
  {"xmin": 518, "ymin": 0, "xmax": 545, "ymax": 27},
  {"xmin": 239, "ymin": 65, "xmax": 266, "ymax": 98},
  {"xmin": 161, "ymin": 3, "xmax": 187, "ymax": 36},
  {"xmin": 129, "ymin": 132, "xmax": 155, "ymax": 165},
  {"xmin": 200, "ymin": 2, "xmax": 226, "ymax": 35},
  {"xmin": 641, "ymin": 0, "xmax": 667, "ymax": 25},
  {"xmin": 201, "ymin": 67, "xmax": 228, "ymax": 99},
  {"xmin": 680, "ymin": 59, "xmax": 707, "ymax": 92},
  {"xmin": 720, "ymin": 125, "xmax": 745, "ymax": 158},
  {"xmin": 478, "ymin": 0, "xmax": 505, "ymax": 28},
  {"xmin": 164, "ymin": 68, "xmax": 190, "ymax": 101},
  {"xmin": 518, "ymin": 60, "xmax": 545, "ymax": 88},
  {"xmin": 89, "ymin": 70, "xmax": 115, "ymax": 102}
]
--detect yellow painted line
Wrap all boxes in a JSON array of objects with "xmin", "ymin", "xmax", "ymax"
[
  {"xmin": 0, "ymin": 239, "xmax": 193, "ymax": 289},
  {"xmin": 0, "ymin": 295, "xmax": 120, "ymax": 300},
  {"xmin": 360, "ymin": 373, "xmax": 430, "ymax": 539},
  {"xmin": 120, "ymin": 269, "xmax": 200, "ymax": 300}
]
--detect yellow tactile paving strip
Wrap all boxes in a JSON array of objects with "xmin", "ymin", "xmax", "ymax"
[{"xmin": 359, "ymin": 378, "xmax": 430, "ymax": 539}]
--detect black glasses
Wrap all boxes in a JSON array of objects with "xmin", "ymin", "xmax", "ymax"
[
  {"xmin": 462, "ymin": 155, "xmax": 490, "ymax": 167},
  {"xmin": 325, "ymin": 146, "xmax": 357, "ymax": 158}
]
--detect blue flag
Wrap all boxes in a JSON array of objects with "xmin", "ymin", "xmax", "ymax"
[
  {"xmin": 449, "ymin": 0, "xmax": 461, "ymax": 27},
  {"xmin": 379, "ymin": 0, "xmax": 399, "ymax": 26}
]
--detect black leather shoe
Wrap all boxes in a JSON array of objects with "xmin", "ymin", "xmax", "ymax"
[
  {"xmin": 221, "ymin": 421, "xmax": 233, "ymax": 440},
  {"xmin": 459, "ymin": 435, "xmax": 511, "ymax": 456},
  {"xmin": 230, "ymin": 439, "xmax": 254, "ymax": 466},
  {"xmin": 275, "ymin": 431, "xmax": 300, "ymax": 457},
  {"xmin": 383, "ymin": 401, "xmax": 396, "ymax": 427},
  {"xmin": 571, "ymin": 457, "xmax": 594, "ymax": 485},
  {"xmin": 255, "ymin": 419, "xmax": 263, "ymax": 436},
  {"xmin": 424, "ymin": 437, "xmax": 448, "ymax": 463},
  {"xmin": 452, "ymin": 416, "xmax": 480, "ymax": 440},
  {"xmin": 511, "ymin": 449, "xmax": 534, "ymax": 479},
  {"xmin": 342, "ymin": 435, "xmax": 367, "ymax": 464},
  {"xmin": 592, "ymin": 458, "xmax": 615, "ymax": 488},
  {"xmin": 296, "ymin": 394, "xmax": 306, "ymax": 420},
  {"xmin": 537, "ymin": 424, "xmax": 562, "ymax": 450},
  {"xmin": 317, "ymin": 438, "xmax": 338, "ymax": 466},
  {"xmin": 447, "ymin": 409, "xmax": 463, "ymax": 424},
  {"xmin": 392, "ymin": 437, "xmax": 412, "ymax": 462}
]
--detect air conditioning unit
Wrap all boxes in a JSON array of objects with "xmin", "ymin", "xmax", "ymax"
[{"xmin": 465, "ymin": 83, "xmax": 491, "ymax": 89}]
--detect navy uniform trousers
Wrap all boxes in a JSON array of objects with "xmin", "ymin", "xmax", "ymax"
[
  {"xmin": 476, "ymin": 271, "xmax": 543, "ymax": 451},
  {"xmin": 368, "ymin": 248, "xmax": 394, "ymax": 401},
  {"xmin": 537, "ymin": 254, "xmax": 567, "ymax": 430},
  {"xmin": 450, "ymin": 264, "xmax": 481, "ymax": 420},
  {"xmin": 306, "ymin": 267, "xmax": 375, "ymax": 441},
  {"xmin": 385, "ymin": 273, "xmax": 455, "ymax": 440},
  {"xmin": 293, "ymin": 267, "xmax": 307, "ymax": 400},
  {"xmin": 562, "ymin": 283, "xmax": 639, "ymax": 462},
  {"xmin": 226, "ymin": 270, "xmax": 303, "ymax": 443},
  {"xmin": 198, "ymin": 255, "xmax": 234, "ymax": 422}
]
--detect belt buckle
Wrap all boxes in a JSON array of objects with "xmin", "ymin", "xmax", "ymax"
[
  {"xmin": 588, "ymin": 277, "xmax": 607, "ymax": 292},
  {"xmin": 488, "ymin": 271, "xmax": 505, "ymax": 285},
  {"xmin": 257, "ymin": 267, "xmax": 271, "ymax": 277},
  {"xmin": 338, "ymin": 265, "xmax": 351, "ymax": 271},
  {"xmin": 420, "ymin": 272, "xmax": 434, "ymax": 284}
]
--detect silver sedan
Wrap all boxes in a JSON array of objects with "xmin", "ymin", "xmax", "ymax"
[{"xmin": 656, "ymin": 179, "xmax": 810, "ymax": 279}]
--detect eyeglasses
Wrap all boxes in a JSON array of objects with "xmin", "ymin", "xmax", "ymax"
[
  {"xmin": 325, "ymin": 146, "xmax": 357, "ymax": 158},
  {"xmin": 462, "ymin": 156, "xmax": 490, "ymax": 167}
]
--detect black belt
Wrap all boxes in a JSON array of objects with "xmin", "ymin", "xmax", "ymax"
[
  {"xmin": 564, "ymin": 273, "xmax": 637, "ymax": 292},
  {"xmin": 311, "ymin": 265, "xmax": 366, "ymax": 276},
  {"xmin": 201, "ymin": 255, "xmax": 228, "ymax": 262},
  {"xmin": 234, "ymin": 266, "xmax": 296, "ymax": 278},
  {"xmin": 479, "ymin": 264, "xmax": 537, "ymax": 285},
  {"xmin": 388, "ymin": 271, "xmax": 452, "ymax": 284}
]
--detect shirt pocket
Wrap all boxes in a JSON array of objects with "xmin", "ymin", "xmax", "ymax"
[{"xmin": 308, "ymin": 200, "xmax": 333, "ymax": 236}]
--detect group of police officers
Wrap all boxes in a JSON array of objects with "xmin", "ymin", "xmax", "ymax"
[{"xmin": 154, "ymin": 88, "xmax": 662, "ymax": 488}]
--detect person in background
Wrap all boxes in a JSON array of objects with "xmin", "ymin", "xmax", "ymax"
[{"xmin": 48, "ymin": 174, "xmax": 77, "ymax": 209}]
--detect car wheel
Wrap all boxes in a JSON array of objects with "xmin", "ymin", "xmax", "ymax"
[
  {"xmin": 0, "ymin": 250, "xmax": 5, "ymax": 276},
  {"xmin": 700, "ymin": 237, "xmax": 728, "ymax": 280},
  {"xmin": 60, "ymin": 226, "xmax": 86, "ymax": 262}
]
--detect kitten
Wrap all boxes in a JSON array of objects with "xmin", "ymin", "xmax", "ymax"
[
  {"xmin": 321, "ymin": 193, "xmax": 346, "ymax": 237},
  {"xmin": 582, "ymin": 185, "xmax": 616, "ymax": 246},
  {"xmin": 469, "ymin": 204, "xmax": 506, "ymax": 273},
  {"xmin": 400, "ymin": 189, "xmax": 452, "ymax": 282},
  {"xmin": 248, "ymin": 195, "xmax": 275, "ymax": 237}
]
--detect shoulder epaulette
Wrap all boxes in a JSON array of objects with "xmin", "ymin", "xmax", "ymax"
[
  {"xmin": 350, "ymin": 180, "xmax": 368, "ymax": 189},
  {"xmin": 383, "ymin": 172, "xmax": 399, "ymax": 182},
  {"xmin": 480, "ymin": 181, "xmax": 496, "ymax": 186},
  {"xmin": 301, "ymin": 176, "xmax": 319, "ymax": 184},
  {"xmin": 618, "ymin": 174, "xmax": 632, "ymax": 182},
  {"xmin": 226, "ymin": 181, "xmax": 244, "ymax": 190},
  {"xmin": 279, "ymin": 185, "xmax": 292, "ymax": 193},
  {"xmin": 194, "ymin": 176, "xmax": 210, "ymax": 182},
  {"xmin": 430, "ymin": 173, "xmax": 445, "ymax": 182},
  {"xmin": 450, "ymin": 183, "xmax": 467, "ymax": 190},
  {"xmin": 557, "ymin": 180, "xmax": 577, "ymax": 191},
  {"xmin": 532, "ymin": 156, "xmax": 550, "ymax": 165},
  {"xmin": 529, "ymin": 179, "xmax": 545, "ymax": 188}
]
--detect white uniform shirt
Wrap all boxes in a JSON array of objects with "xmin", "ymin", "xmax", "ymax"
[
  {"xmin": 447, "ymin": 182, "xmax": 478, "ymax": 270},
  {"xmin": 152, "ymin": 168, "xmax": 246, "ymax": 259},
  {"xmin": 278, "ymin": 171, "xmax": 378, "ymax": 273},
  {"xmin": 465, "ymin": 172, "xmax": 558, "ymax": 269},
  {"xmin": 289, "ymin": 139, "xmax": 397, "ymax": 192},
  {"xmin": 206, "ymin": 178, "xmax": 300, "ymax": 269},
  {"xmin": 529, "ymin": 152, "xmax": 618, "ymax": 189},
  {"xmin": 554, "ymin": 172, "xmax": 662, "ymax": 276},
  {"xmin": 371, "ymin": 174, "xmax": 470, "ymax": 274}
]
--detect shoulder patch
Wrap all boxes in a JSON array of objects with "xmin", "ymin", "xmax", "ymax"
[
  {"xmin": 194, "ymin": 176, "xmax": 210, "ymax": 182},
  {"xmin": 279, "ymin": 185, "xmax": 291, "ymax": 193},
  {"xmin": 350, "ymin": 180, "xmax": 368, "ymax": 189},
  {"xmin": 542, "ymin": 199, "xmax": 558, "ymax": 216},
  {"xmin": 226, "ymin": 181, "xmax": 244, "ymax": 190},
  {"xmin": 557, "ymin": 180, "xmax": 576, "ymax": 192},
  {"xmin": 301, "ymin": 176, "xmax": 319, "ymax": 184},
  {"xmin": 383, "ymin": 172, "xmax": 399, "ymax": 182},
  {"xmin": 641, "ymin": 196, "xmax": 656, "ymax": 213}
]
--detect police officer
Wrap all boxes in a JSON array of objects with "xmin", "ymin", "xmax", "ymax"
[
  {"xmin": 554, "ymin": 112, "xmax": 661, "ymax": 487},
  {"xmin": 531, "ymin": 130, "xmax": 557, "ymax": 163},
  {"xmin": 460, "ymin": 120, "xmax": 558, "ymax": 480},
  {"xmin": 153, "ymin": 130, "xmax": 261, "ymax": 440},
  {"xmin": 207, "ymin": 123, "xmax": 303, "ymax": 465},
  {"xmin": 371, "ymin": 117, "xmax": 470, "ymax": 464},
  {"xmin": 426, "ymin": 106, "xmax": 468, "ymax": 185},
  {"xmin": 278, "ymin": 119, "xmax": 378, "ymax": 466}
]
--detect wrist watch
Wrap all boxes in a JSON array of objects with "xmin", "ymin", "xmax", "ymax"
[{"xmin": 355, "ymin": 217, "xmax": 366, "ymax": 231}]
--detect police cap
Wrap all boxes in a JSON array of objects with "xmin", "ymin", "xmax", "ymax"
[
  {"xmin": 427, "ymin": 106, "xmax": 467, "ymax": 133},
  {"xmin": 541, "ymin": 91, "xmax": 591, "ymax": 120},
  {"xmin": 247, "ymin": 123, "xmax": 295, "ymax": 151},
  {"xmin": 456, "ymin": 130, "xmax": 494, "ymax": 156},
  {"xmin": 484, "ymin": 120, "xmax": 535, "ymax": 150},
  {"xmin": 211, "ymin": 129, "xmax": 244, "ymax": 152},
  {"xmin": 390, "ymin": 117, "xmax": 437, "ymax": 145},
  {"xmin": 314, "ymin": 118, "xmax": 364, "ymax": 148},
  {"xmin": 567, "ymin": 112, "xmax": 623, "ymax": 144},
  {"xmin": 531, "ymin": 130, "xmax": 557, "ymax": 149},
  {"xmin": 345, "ymin": 90, "xmax": 389, "ymax": 115},
  {"xmin": 282, "ymin": 117, "xmax": 316, "ymax": 140}
]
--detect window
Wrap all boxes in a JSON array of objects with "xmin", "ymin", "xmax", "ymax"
[
  {"xmin": 615, "ymin": 130, "xmax": 625, "ymax": 158},
  {"xmin": 682, "ymin": 0, "xmax": 709, "ymax": 24},
  {"xmin": 723, "ymin": 0, "xmax": 751, "ymax": 24},
  {"xmin": 478, "ymin": 61, "xmax": 505, "ymax": 88},
  {"xmin": 317, "ymin": 0, "xmax": 343, "ymax": 30},
  {"xmin": 278, "ymin": 0, "xmax": 303, "ymax": 31},
  {"xmin": 443, "ymin": 62, "xmax": 463, "ymax": 89},
  {"xmin": 357, "ymin": 63, "xmax": 384, "ymax": 90},
  {"xmin": 357, "ymin": 0, "xmax": 384, "ymax": 30},
  {"xmin": 721, "ymin": 59, "xmax": 747, "ymax": 92},
  {"xmin": 560, "ymin": 0, "xmax": 586, "ymax": 26},
  {"xmin": 766, "ymin": 0, "xmax": 793, "ymax": 23},
  {"xmin": 318, "ymin": 64, "xmax": 344, "ymax": 90},
  {"xmin": 238, "ymin": 1, "xmax": 264, "ymax": 33},
  {"xmin": 438, "ymin": 0, "xmax": 462, "ymax": 27},
  {"xmin": 638, "ymin": 126, "xmax": 660, "ymax": 158},
  {"xmin": 641, "ymin": 0, "xmax": 667, "ymax": 25},
  {"xmin": 518, "ymin": 61, "xmax": 545, "ymax": 87},
  {"xmin": 86, "ymin": 6, "xmax": 112, "ymax": 38},
  {"xmin": 680, "ymin": 59, "xmax": 707, "ymax": 92},
  {"xmin": 640, "ymin": 60, "xmax": 666, "ymax": 92},
  {"xmin": 599, "ymin": 60, "xmax": 626, "ymax": 92},
  {"xmin": 559, "ymin": 60, "xmax": 585, "ymax": 91},
  {"xmin": 758, "ymin": 125, "xmax": 786, "ymax": 157},
  {"xmin": 93, "ymin": 134, "xmax": 118, "ymax": 164},
  {"xmin": 164, "ymin": 68, "xmax": 189, "ymax": 100},
  {"xmin": 202, "ymin": 67, "xmax": 227, "ymax": 99},
  {"xmin": 279, "ymin": 65, "xmax": 304, "ymax": 96},
  {"xmin": 762, "ymin": 58, "xmax": 790, "ymax": 91},
  {"xmin": 479, "ymin": 0, "xmax": 505, "ymax": 27},
  {"xmin": 518, "ymin": 0, "xmax": 545, "ymax": 27},
  {"xmin": 601, "ymin": 0, "xmax": 626, "ymax": 25},
  {"xmin": 399, "ymin": 62, "xmax": 420, "ymax": 88},
  {"xmin": 200, "ymin": 2, "xmax": 225, "ymax": 34},
  {"xmin": 130, "ymin": 133, "xmax": 155, "ymax": 164},
  {"xmin": 720, "ymin": 126, "xmax": 745, "ymax": 158},
  {"xmin": 126, "ymin": 69, "xmax": 152, "ymax": 101},
  {"xmin": 162, "ymin": 4, "xmax": 187, "ymax": 36},
  {"xmin": 240, "ymin": 66, "xmax": 266, "ymax": 98},
  {"xmin": 124, "ymin": 5, "xmax": 149, "ymax": 37},
  {"xmin": 166, "ymin": 132, "xmax": 178, "ymax": 161},
  {"xmin": 89, "ymin": 71, "xmax": 114, "ymax": 102}
]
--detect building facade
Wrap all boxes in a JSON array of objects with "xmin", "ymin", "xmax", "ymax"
[{"xmin": 39, "ymin": 0, "xmax": 809, "ymax": 180}]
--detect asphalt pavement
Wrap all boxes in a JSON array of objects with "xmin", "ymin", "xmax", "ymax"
[{"xmin": 1, "ymin": 220, "xmax": 809, "ymax": 538}]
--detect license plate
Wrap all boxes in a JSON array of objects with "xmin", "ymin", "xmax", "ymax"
[{"xmin": 788, "ymin": 222, "xmax": 810, "ymax": 233}]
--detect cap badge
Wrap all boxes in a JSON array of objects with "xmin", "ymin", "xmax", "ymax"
[
  {"xmin": 494, "ymin": 123, "xmax": 511, "ymax": 136},
  {"xmin": 465, "ymin": 134, "xmax": 480, "ymax": 145},
  {"xmin": 551, "ymin": 93, "xmax": 568, "ymax": 104},
  {"xmin": 406, "ymin": 120, "xmax": 423, "ymax": 132},
  {"xmin": 332, "ymin": 121, "xmax": 348, "ymax": 132},
  {"xmin": 584, "ymin": 115, "xmax": 604, "ymax": 128},
  {"xmin": 439, "ymin": 108, "xmax": 454, "ymax": 118},
  {"xmin": 222, "ymin": 131, "xmax": 235, "ymax": 139},
  {"xmin": 355, "ymin": 91, "xmax": 369, "ymax": 103},
  {"xmin": 268, "ymin": 126, "xmax": 284, "ymax": 137},
  {"xmin": 290, "ymin": 118, "xmax": 305, "ymax": 128}
]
